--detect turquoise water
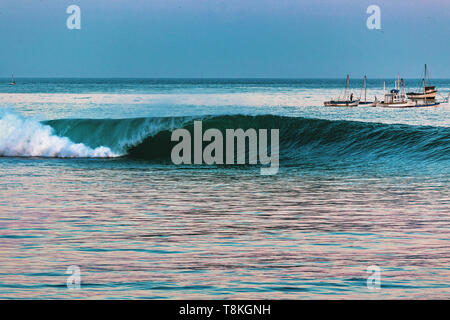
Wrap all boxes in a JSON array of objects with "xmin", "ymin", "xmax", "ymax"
[{"xmin": 0, "ymin": 79, "xmax": 449, "ymax": 299}]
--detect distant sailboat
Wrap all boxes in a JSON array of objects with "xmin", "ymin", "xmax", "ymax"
[
  {"xmin": 406, "ymin": 64, "xmax": 440, "ymax": 107},
  {"xmin": 324, "ymin": 75, "xmax": 359, "ymax": 107},
  {"xmin": 359, "ymin": 75, "xmax": 376, "ymax": 107},
  {"xmin": 9, "ymin": 74, "xmax": 16, "ymax": 85},
  {"xmin": 407, "ymin": 64, "xmax": 438, "ymax": 100}
]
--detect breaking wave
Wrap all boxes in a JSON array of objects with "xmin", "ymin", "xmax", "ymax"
[
  {"xmin": 0, "ymin": 110, "xmax": 116, "ymax": 158},
  {"xmin": 1, "ymin": 110, "xmax": 449, "ymax": 164}
]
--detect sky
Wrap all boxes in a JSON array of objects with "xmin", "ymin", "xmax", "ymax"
[{"xmin": 0, "ymin": 0, "xmax": 448, "ymax": 78}]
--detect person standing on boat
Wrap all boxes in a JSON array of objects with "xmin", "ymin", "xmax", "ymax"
[{"xmin": 350, "ymin": 93, "xmax": 353, "ymax": 101}]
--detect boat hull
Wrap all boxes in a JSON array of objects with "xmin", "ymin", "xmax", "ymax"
[
  {"xmin": 407, "ymin": 91, "xmax": 438, "ymax": 99},
  {"xmin": 359, "ymin": 101, "xmax": 375, "ymax": 107},
  {"xmin": 376, "ymin": 101, "xmax": 416, "ymax": 108},
  {"xmin": 414, "ymin": 102, "xmax": 440, "ymax": 107},
  {"xmin": 324, "ymin": 100, "xmax": 359, "ymax": 107}
]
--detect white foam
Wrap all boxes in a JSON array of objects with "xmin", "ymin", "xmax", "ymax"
[{"xmin": 0, "ymin": 110, "xmax": 117, "ymax": 158}]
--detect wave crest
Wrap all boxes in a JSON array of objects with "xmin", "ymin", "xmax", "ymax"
[{"xmin": 0, "ymin": 110, "xmax": 117, "ymax": 158}]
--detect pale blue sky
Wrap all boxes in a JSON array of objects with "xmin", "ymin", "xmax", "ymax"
[{"xmin": 0, "ymin": 0, "xmax": 448, "ymax": 78}]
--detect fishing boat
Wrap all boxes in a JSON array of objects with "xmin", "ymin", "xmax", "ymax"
[
  {"xmin": 377, "ymin": 77, "xmax": 416, "ymax": 108},
  {"xmin": 324, "ymin": 75, "xmax": 360, "ymax": 107},
  {"xmin": 359, "ymin": 75, "xmax": 376, "ymax": 107},
  {"xmin": 9, "ymin": 74, "xmax": 16, "ymax": 85},
  {"xmin": 406, "ymin": 64, "xmax": 440, "ymax": 107},
  {"xmin": 407, "ymin": 64, "xmax": 437, "ymax": 100}
]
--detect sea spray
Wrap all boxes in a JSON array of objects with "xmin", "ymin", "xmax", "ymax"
[{"xmin": 0, "ymin": 110, "xmax": 116, "ymax": 158}]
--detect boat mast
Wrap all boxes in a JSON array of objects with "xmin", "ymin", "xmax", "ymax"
[
  {"xmin": 424, "ymin": 64, "xmax": 427, "ymax": 88},
  {"xmin": 364, "ymin": 75, "xmax": 367, "ymax": 102},
  {"xmin": 383, "ymin": 81, "xmax": 386, "ymax": 102},
  {"xmin": 346, "ymin": 74, "xmax": 349, "ymax": 99},
  {"xmin": 401, "ymin": 78, "xmax": 404, "ymax": 98}
]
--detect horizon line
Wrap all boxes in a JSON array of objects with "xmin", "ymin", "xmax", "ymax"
[{"xmin": 1, "ymin": 76, "xmax": 450, "ymax": 80}]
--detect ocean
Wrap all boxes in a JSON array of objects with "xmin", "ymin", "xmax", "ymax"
[{"xmin": 0, "ymin": 78, "xmax": 449, "ymax": 299}]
